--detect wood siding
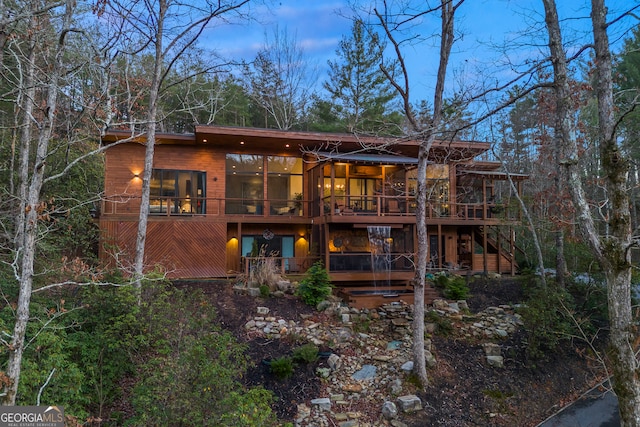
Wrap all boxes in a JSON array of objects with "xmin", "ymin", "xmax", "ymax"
[{"xmin": 100, "ymin": 219, "xmax": 227, "ymax": 278}]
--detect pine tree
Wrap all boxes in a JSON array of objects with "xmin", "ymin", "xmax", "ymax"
[{"xmin": 323, "ymin": 19, "xmax": 400, "ymax": 135}]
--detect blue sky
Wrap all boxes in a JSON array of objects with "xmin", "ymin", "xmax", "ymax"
[{"xmin": 204, "ymin": 0, "xmax": 637, "ymax": 103}]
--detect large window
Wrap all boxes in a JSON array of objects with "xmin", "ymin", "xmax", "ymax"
[
  {"xmin": 225, "ymin": 154, "xmax": 264, "ymax": 214},
  {"xmin": 426, "ymin": 165, "xmax": 449, "ymax": 215},
  {"xmin": 225, "ymin": 154, "xmax": 303, "ymax": 215},
  {"xmin": 267, "ymin": 156, "xmax": 303, "ymax": 215},
  {"xmin": 150, "ymin": 169, "xmax": 205, "ymax": 214}
]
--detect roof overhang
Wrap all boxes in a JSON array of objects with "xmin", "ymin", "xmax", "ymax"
[
  {"xmin": 310, "ymin": 151, "xmax": 420, "ymax": 166},
  {"xmin": 101, "ymin": 126, "xmax": 494, "ymax": 162},
  {"xmin": 458, "ymin": 170, "xmax": 529, "ymax": 181}
]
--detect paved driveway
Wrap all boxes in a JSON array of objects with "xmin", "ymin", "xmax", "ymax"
[{"xmin": 537, "ymin": 383, "xmax": 619, "ymax": 427}]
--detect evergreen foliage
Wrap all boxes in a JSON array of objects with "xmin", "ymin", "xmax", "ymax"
[
  {"xmin": 323, "ymin": 19, "xmax": 401, "ymax": 134},
  {"xmin": 0, "ymin": 279, "xmax": 276, "ymax": 424},
  {"xmin": 296, "ymin": 261, "xmax": 333, "ymax": 307}
]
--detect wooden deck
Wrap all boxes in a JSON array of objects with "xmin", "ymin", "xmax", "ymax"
[{"xmin": 337, "ymin": 285, "xmax": 440, "ymax": 310}]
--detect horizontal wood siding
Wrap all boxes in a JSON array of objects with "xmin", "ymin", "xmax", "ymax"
[{"xmin": 104, "ymin": 144, "xmax": 226, "ymax": 215}]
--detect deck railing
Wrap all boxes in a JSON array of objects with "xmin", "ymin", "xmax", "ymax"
[
  {"xmin": 99, "ymin": 195, "xmax": 517, "ymax": 221},
  {"xmin": 243, "ymin": 256, "xmax": 320, "ymax": 276},
  {"xmin": 328, "ymin": 252, "xmax": 414, "ymax": 272}
]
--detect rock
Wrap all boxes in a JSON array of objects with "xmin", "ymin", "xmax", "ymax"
[
  {"xmin": 276, "ymin": 280, "xmax": 290, "ymax": 292},
  {"xmin": 381, "ymin": 401, "xmax": 398, "ymax": 419},
  {"xmin": 458, "ymin": 300, "xmax": 469, "ymax": 311},
  {"xmin": 316, "ymin": 367, "xmax": 331, "ymax": 378},
  {"xmin": 432, "ymin": 299, "xmax": 449, "ymax": 310},
  {"xmin": 311, "ymin": 397, "xmax": 331, "ymax": 411},
  {"xmin": 425, "ymin": 323, "xmax": 436, "ymax": 334},
  {"xmin": 296, "ymin": 403, "xmax": 311, "ymax": 420},
  {"xmin": 387, "ymin": 340, "xmax": 402, "ymax": 350},
  {"xmin": 352, "ymin": 364, "xmax": 377, "ymax": 380},
  {"xmin": 328, "ymin": 353, "xmax": 341, "ymax": 370},
  {"xmin": 338, "ymin": 421, "xmax": 358, "ymax": 427},
  {"xmin": 391, "ymin": 317, "xmax": 409, "ymax": 326},
  {"xmin": 373, "ymin": 355, "xmax": 392, "ymax": 362},
  {"xmin": 425, "ymin": 350, "xmax": 437, "ymax": 368},
  {"xmin": 482, "ymin": 343, "xmax": 502, "ymax": 357},
  {"xmin": 390, "ymin": 378, "xmax": 403, "ymax": 395},
  {"xmin": 244, "ymin": 320, "xmax": 256, "ymax": 330},
  {"xmin": 342, "ymin": 383, "xmax": 363, "ymax": 393},
  {"xmin": 247, "ymin": 287, "xmax": 261, "ymax": 297},
  {"xmin": 400, "ymin": 361, "xmax": 414, "ymax": 372},
  {"xmin": 397, "ymin": 395, "xmax": 422, "ymax": 412},
  {"xmin": 391, "ymin": 420, "xmax": 409, "ymax": 427},
  {"xmin": 336, "ymin": 306, "xmax": 350, "ymax": 316},
  {"xmin": 316, "ymin": 300, "xmax": 332, "ymax": 311},
  {"xmin": 487, "ymin": 355, "xmax": 504, "ymax": 368},
  {"xmin": 341, "ymin": 313, "xmax": 351, "ymax": 323}
]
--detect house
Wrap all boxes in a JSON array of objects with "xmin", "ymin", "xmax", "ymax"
[{"xmin": 99, "ymin": 126, "xmax": 527, "ymax": 302}]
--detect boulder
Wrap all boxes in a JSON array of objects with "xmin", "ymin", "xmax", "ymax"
[
  {"xmin": 397, "ymin": 395, "xmax": 422, "ymax": 413},
  {"xmin": 381, "ymin": 401, "xmax": 398, "ymax": 419}
]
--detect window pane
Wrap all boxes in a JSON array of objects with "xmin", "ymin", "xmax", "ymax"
[
  {"xmin": 226, "ymin": 154, "xmax": 264, "ymax": 214},
  {"xmin": 266, "ymin": 156, "xmax": 302, "ymax": 215},
  {"xmin": 149, "ymin": 169, "xmax": 205, "ymax": 215},
  {"xmin": 226, "ymin": 154, "xmax": 263, "ymax": 173},
  {"xmin": 267, "ymin": 156, "xmax": 301, "ymax": 174}
]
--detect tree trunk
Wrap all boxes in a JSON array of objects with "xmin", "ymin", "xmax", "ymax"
[
  {"xmin": 542, "ymin": 0, "xmax": 640, "ymax": 424},
  {"xmin": 133, "ymin": 0, "xmax": 166, "ymax": 289},
  {"xmin": 555, "ymin": 230, "xmax": 566, "ymax": 287},
  {"xmin": 412, "ymin": 143, "xmax": 429, "ymax": 386},
  {"xmin": 4, "ymin": 0, "xmax": 72, "ymax": 404},
  {"xmin": 591, "ymin": 1, "xmax": 640, "ymax": 424}
]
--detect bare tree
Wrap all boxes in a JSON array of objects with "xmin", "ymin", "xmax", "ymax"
[
  {"xmin": 374, "ymin": 0, "xmax": 461, "ymax": 387},
  {"xmin": 2, "ymin": 0, "xmax": 82, "ymax": 405},
  {"xmin": 99, "ymin": 0, "xmax": 251, "ymax": 289},
  {"xmin": 244, "ymin": 26, "xmax": 317, "ymax": 130},
  {"xmin": 542, "ymin": 0, "xmax": 640, "ymax": 424}
]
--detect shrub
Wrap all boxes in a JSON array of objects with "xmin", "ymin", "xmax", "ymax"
[
  {"xmin": 518, "ymin": 283, "xmax": 574, "ymax": 361},
  {"xmin": 444, "ymin": 275, "xmax": 469, "ymax": 300},
  {"xmin": 433, "ymin": 273, "xmax": 469, "ymax": 300},
  {"xmin": 292, "ymin": 343, "xmax": 319, "ymax": 364},
  {"xmin": 269, "ymin": 356, "xmax": 295, "ymax": 379},
  {"xmin": 129, "ymin": 281, "xmax": 276, "ymax": 425},
  {"xmin": 259, "ymin": 284, "xmax": 271, "ymax": 298},
  {"xmin": 297, "ymin": 261, "xmax": 333, "ymax": 306},
  {"xmin": 425, "ymin": 310, "xmax": 454, "ymax": 337}
]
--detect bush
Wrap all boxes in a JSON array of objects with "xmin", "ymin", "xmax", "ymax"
[
  {"xmin": 444, "ymin": 276, "xmax": 469, "ymax": 300},
  {"xmin": 432, "ymin": 273, "xmax": 469, "ymax": 300},
  {"xmin": 297, "ymin": 261, "xmax": 333, "ymax": 306},
  {"xmin": 269, "ymin": 356, "xmax": 295, "ymax": 379},
  {"xmin": 292, "ymin": 343, "xmax": 319, "ymax": 364},
  {"xmin": 425, "ymin": 310, "xmax": 454, "ymax": 337},
  {"xmin": 518, "ymin": 282, "xmax": 574, "ymax": 362},
  {"xmin": 129, "ymin": 281, "xmax": 276, "ymax": 426},
  {"xmin": 259, "ymin": 284, "xmax": 271, "ymax": 298}
]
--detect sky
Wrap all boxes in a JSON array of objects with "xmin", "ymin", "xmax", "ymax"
[{"xmin": 203, "ymin": 0, "xmax": 637, "ymax": 104}]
